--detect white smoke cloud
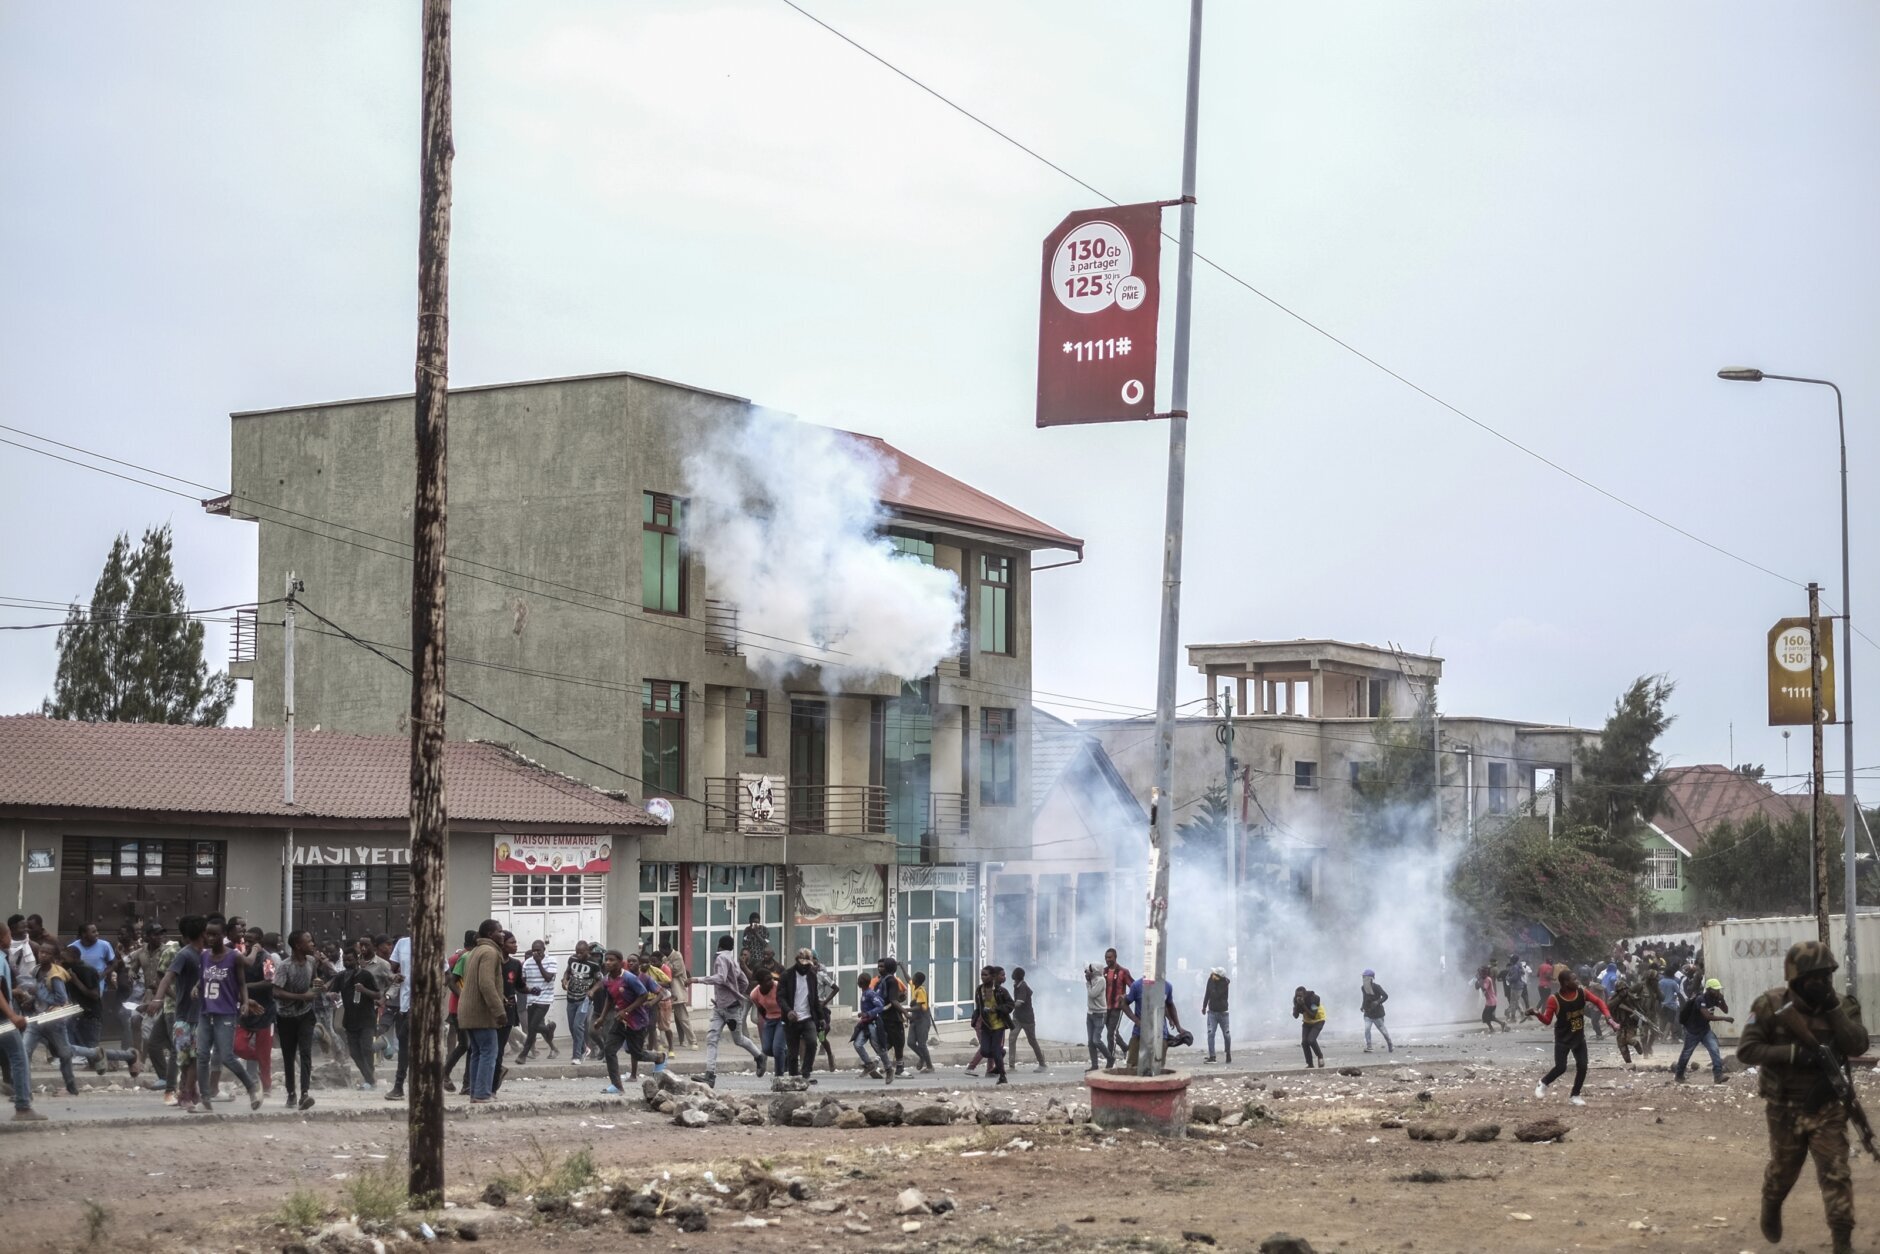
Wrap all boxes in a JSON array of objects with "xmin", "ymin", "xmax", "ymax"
[{"xmin": 682, "ymin": 410, "xmax": 963, "ymax": 686}]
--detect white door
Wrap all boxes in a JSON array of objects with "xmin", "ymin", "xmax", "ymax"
[{"xmin": 492, "ymin": 873, "xmax": 606, "ymax": 964}]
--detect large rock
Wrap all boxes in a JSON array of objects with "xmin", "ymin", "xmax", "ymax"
[
  {"xmin": 1513, "ymin": 1118, "xmax": 1569, "ymax": 1143},
  {"xmin": 1190, "ymin": 1103, "xmax": 1223, "ymax": 1125},
  {"xmin": 859, "ymin": 1100, "xmax": 904, "ymax": 1127},
  {"xmin": 811, "ymin": 1104, "xmax": 841, "ymax": 1128},
  {"xmin": 790, "ymin": 1108, "xmax": 816, "ymax": 1127},
  {"xmin": 905, "ymin": 1104, "xmax": 955, "ymax": 1127},
  {"xmin": 1406, "ymin": 1123, "xmax": 1457, "ymax": 1141},
  {"xmin": 770, "ymin": 1076, "xmax": 809, "ymax": 1093},
  {"xmin": 770, "ymin": 1093, "xmax": 809, "ymax": 1124},
  {"xmin": 657, "ymin": 1069, "xmax": 715, "ymax": 1098},
  {"xmin": 673, "ymin": 1204, "xmax": 708, "ymax": 1233},
  {"xmin": 1259, "ymin": 1236, "xmax": 1317, "ymax": 1254},
  {"xmin": 835, "ymin": 1109, "xmax": 869, "ymax": 1129},
  {"xmin": 676, "ymin": 1107, "xmax": 711, "ymax": 1128},
  {"xmin": 895, "ymin": 1188, "xmax": 927, "ymax": 1216},
  {"xmin": 1460, "ymin": 1123, "xmax": 1500, "ymax": 1143},
  {"xmin": 981, "ymin": 1107, "xmax": 1017, "ymax": 1126},
  {"xmin": 735, "ymin": 1104, "xmax": 766, "ymax": 1125}
]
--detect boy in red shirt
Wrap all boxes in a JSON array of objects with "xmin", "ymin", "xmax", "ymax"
[{"xmin": 1529, "ymin": 968, "xmax": 1615, "ymax": 1105}]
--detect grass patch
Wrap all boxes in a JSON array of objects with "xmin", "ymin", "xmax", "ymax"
[
  {"xmin": 492, "ymin": 1138, "xmax": 598, "ymax": 1200},
  {"xmin": 81, "ymin": 1201, "xmax": 110, "ymax": 1244},
  {"xmin": 342, "ymin": 1166, "xmax": 408, "ymax": 1223},
  {"xmin": 276, "ymin": 1188, "xmax": 326, "ymax": 1232}
]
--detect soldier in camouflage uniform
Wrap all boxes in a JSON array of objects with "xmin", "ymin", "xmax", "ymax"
[{"xmin": 1737, "ymin": 940, "xmax": 1869, "ymax": 1254}]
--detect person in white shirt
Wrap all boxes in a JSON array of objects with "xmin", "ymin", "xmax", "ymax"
[
  {"xmin": 385, "ymin": 934, "xmax": 412, "ymax": 1099},
  {"xmin": 515, "ymin": 939, "xmax": 560, "ymax": 1062}
]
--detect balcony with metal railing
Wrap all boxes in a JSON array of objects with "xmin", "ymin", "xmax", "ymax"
[
  {"xmin": 703, "ymin": 599, "xmax": 741, "ymax": 656},
  {"xmin": 701, "ymin": 778, "xmax": 891, "ymax": 838},
  {"xmin": 927, "ymin": 792, "xmax": 969, "ymax": 838}
]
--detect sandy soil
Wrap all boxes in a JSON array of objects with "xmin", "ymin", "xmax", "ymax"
[{"xmin": 1, "ymin": 1058, "xmax": 1867, "ymax": 1253}]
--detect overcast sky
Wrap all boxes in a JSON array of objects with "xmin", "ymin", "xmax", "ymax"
[{"xmin": 2, "ymin": 2, "xmax": 1875, "ymax": 800}]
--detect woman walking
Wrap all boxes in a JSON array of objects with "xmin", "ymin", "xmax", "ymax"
[
  {"xmin": 1292, "ymin": 986, "xmax": 1327, "ymax": 1067},
  {"xmin": 972, "ymin": 966, "xmax": 1015, "ymax": 1085},
  {"xmin": 750, "ymin": 966, "xmax": 788, "ymax": 1076},
  {"xmin": 1528, "ymin": 967, "xmax": 1615, "ymax": 1106}
]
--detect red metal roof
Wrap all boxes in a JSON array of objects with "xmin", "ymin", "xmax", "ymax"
[
  {"xmin": 0, "ymin": 715, "xmax": 657, "ymax": 830},
  {"xmin": 1655, "ymin": 764, "xmax": 1845, "ymax": 851},
  {"xmin": 843, "ymin": 432, "xmax": 1083, "ymax": 556}
]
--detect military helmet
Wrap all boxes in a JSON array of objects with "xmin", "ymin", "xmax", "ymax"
[{"xmin": 1785, "ymin": 940, "xmax": 1840, "ymax": 982}]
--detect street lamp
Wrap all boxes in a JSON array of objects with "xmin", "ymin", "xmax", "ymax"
[{"xmin": 1719, "ymin": 367, "xmax": 1858, "ymax": 989}]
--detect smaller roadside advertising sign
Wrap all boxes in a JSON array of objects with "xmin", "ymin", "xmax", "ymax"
[
  {"xmin": 1768, "ymin": 616, "xmax": 1836, "ymax": 726},
  {"xmin": 1037, "ymin": 202, "xmax": 1165, "ymax": 426}
]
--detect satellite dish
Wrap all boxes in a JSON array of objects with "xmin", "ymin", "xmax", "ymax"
[{"xmin": 644, "ymin": 798, "xmax": 674, "ymax": 825}]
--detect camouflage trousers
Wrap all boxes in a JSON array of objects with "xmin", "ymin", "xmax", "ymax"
[{"xmin": 1765, "ymin": 1101, "xmax": 1854, "ymax": 1235}]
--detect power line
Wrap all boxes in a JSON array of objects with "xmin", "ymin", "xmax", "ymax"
[
  {"xmin": 775, "ymin": 1, "xmax": 1824, "ymax": 596},
  {"xmin": 0, "ymin": 427, "xmax": 1158, "ymax": 717}
]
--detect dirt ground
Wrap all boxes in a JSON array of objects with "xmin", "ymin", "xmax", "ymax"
[{"xmin": 3, "ymin": 1058, "xmax": 1872, "ymax": 1253}]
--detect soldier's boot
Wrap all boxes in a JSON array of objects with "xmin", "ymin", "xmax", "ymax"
[
  {"xmin": 1830, "ymin": 1228, "xmax": 1852, "ymax": 1254},
  {"xmin": 1759, "ymin": 1197, "xmax": 1782, "ymax": 1244}
]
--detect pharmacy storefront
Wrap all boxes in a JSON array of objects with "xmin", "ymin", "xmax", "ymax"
[
  {"xmin": 795, "ymin": 864, "xmax": 887, "ymax": 1010},
  {"xmin": 892, "ymin": 863, "xmax": 978, "ymax": 1022}
]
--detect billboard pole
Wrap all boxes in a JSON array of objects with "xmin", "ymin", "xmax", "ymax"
[
  {"xmin": 1811, "ymin": 583, "xmax": 1830, "ymax": 945},
  {"xmin": 1139, "ymin": 0, "xmax": 1203, "ymax": 1075}
]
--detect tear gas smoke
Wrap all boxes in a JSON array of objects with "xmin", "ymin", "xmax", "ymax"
[
  {"xmin": 683, "ymin": 411, "xmax": 963, "ymax": 686},
  {"xmin": 1023, "ymin": 765, "xmax": 1469, "ymax": 1052}
]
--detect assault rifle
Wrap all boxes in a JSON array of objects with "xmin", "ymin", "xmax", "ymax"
[{"xmin": 1776, "ymin": 1000, "xmax": 1880, "ymax": 1163}]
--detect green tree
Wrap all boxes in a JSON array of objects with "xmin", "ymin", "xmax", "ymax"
[
  {"xmin": 1350, "ymin": 687, "xmax": 1439, "ymax": 848},
  {"xmin": 1452, "ymin": 818, "xmax": 1650, "ymax": 961},
  {"xmin": 1686, "ymin": 810, "xmax": 1880, "ymax": 919},
  {"xmin": 1564, "ymin": 675, "xmax": 1676, "ymax": 876},
  {"xmin": 1175, "ymin": 783, "xmax": 1233, "ymax": 880},
  {"xmin": 42, "ymin": 525, "xmax": 236, "ymax": 725}
]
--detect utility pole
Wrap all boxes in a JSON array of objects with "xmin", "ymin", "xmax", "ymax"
[
  {"xmin": 1810, "ymin": 583, "xmax": 1831, "ymax": 945},
  {"xmin": 407, "ymin": 0, "xmax": 453, "ymax": 1209},
  {"xmin": 283, "ymin": 572, "xmax": 300, "ymax": 933},
  {"xmin": 1218, "ymin": 687, "xmax": 1237, "ymax": 981},
  {"xmin": 1140, "ymin": 0, "xmax": 1203, "ymax": 1076}
]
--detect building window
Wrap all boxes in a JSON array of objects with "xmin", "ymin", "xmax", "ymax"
[
  {"xmin": 642, "ymin": 680, "xmax": 686, "ymax": 796},
  {"xmin": 888, "ymin": 529, "xmax": 935, "ymax": 565},
  {"xmin": 1294, "ymin": 760, "xmax": 1318, "ymax": 790},
  {"xmin": 1487, "ymin": 762, "xmax": 1510, "ymax": 814},
  {"xmin": 980, "ymin": 707, "xmax": 1017, "ymax": 805},
  {"xmin": 1367, "ymin": 678, "xmax": 1386, "ymax": 718},
  {"xmin": 978, "ymin": 554, "xmax": 1012, "ymax": 655},
  {"xmin": 743, "ymin": 689, "xmax": 767, "ymax": 756},
  {"xmin": 1647, "ymin": 847, "xmax": 1679, "ymax": 892},
  {"xmin": 642, "ymin": 491, "xmax": 686, "ymax": 615}
]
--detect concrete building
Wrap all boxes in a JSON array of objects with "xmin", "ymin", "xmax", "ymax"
[
  {"xmin": 0, "ymin": 716, "xmax": 658, "ymax": 948},
  {"xmin": 208, "ymin": 370, "xmax": 1081, "ymax": 1021},
  {"xmin": 1090, "ymin": 638, "xmax": 1599, "ymax": 882}
]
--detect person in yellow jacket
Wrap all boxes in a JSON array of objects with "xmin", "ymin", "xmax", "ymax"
[{"xmin": 1292, "ymin": 986, "xmax": 1327, "ymax": 1067}]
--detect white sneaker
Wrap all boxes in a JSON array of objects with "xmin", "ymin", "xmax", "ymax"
[
  {"xmin": 1534, "ymin": 1083, "xmax": 1547, "ymax": 1099},
  {"xmin": 1569, "ymin": 1096, "xmax": 1586, "ymax": 1106}
]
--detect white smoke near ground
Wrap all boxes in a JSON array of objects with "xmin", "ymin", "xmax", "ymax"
[
  {"xmin": 682, "ymin": 410, "xmax": 963, "ymax": 686},
  {"xmin": 1025, "ymin": 740, "xmax": 1472, "ymax": 1057}
]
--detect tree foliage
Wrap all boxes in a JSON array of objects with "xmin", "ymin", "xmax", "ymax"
[
  {"xmin": 1175, "ymin": 783, "xmax": 1233, "ymax": 880},
  {"xmin": 1350, "ymin": 686, "xmax": 1439, "ymax": 848},
  {"xmin": 1563, "ymin": 674, "xmax": 1676, "ymax": 876},
  {"xmin": 1686, "ymin": 810, "xmax": 1880, "ymax": 919},
  {"xmin": 1452, "ymin": 818, "xmax": 1651, "ymax": 961},
  {"xmin": 42, "ymin": 525, "xmax": 236, "ymax": 726}
]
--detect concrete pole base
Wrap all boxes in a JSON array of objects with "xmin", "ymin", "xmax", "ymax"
[{"xmin": 1085, "ymin": 1068, "xmax": 1192, "ymax": 1136}]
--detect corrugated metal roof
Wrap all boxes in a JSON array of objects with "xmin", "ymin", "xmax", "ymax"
[
  {"xmin": 0, "ymin": 715, "xmax": 657, "ymax": 829},
  {"xmin": 1656, "ymin": 763, "xmax": 1843, "ymax": 851}
]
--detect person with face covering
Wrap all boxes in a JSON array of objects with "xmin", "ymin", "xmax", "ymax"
[
  {"xmin": 1360, "ymin": 969, "xmax": 1392, "ymax": 1054},
  {"xmin": 1292, "ymin": 986, "xmax": 1326, "ymax": 1067},
  {"xmin": 775, "ymin": 948, "xmax": 826, "ymax": 1081},
  {"xmin": 1738, "ymin": 941, "xmax": 1872, "ymax": 1254}
]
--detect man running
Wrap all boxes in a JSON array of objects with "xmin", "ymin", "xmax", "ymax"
[
  {"xmin": 561, "ymin": 940, "xmax": 602, "ymax": 1063},
  {"xmin": 1009, "ymin": 966, "xmax": 1046, "ymax": 1072},
  {"xmin": 192, "ymin": 918, "xmax": 263, "ymax": 1112},
  {"xmin": 514, "ymin": 939, "xmax": 560, "ymax": 1063},
  {"xmin": 1529, "ymin": 967, "xmax": 1615, "ymax": 1105},
  {"xmin": 1672, "ymin": 976, "xmax": 1732, "ymax": 1084},
  {"xmin": 0, "ymin": 919, "xmax": 47, "ymax": 1121},
  {"xmin": 696, "ymin": 934, "xmax": 764, "ymax": 1087}
]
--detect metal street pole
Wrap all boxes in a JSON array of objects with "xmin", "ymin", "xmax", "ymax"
[
  {"xmin": 1718, "ymin": 370, "xmax": 1856, "ymax": 987},
  {"xmin": 1219, "ymin": 688, "xmax": 1237, "ymax": 981},
  {"xmin": 283, "ymin": 572, "xmax": 298, "ymax": 933},
  {"xmin": 1140, "ymin": 0, "xmax": 1203, "ymax": 1076},
  {"xmin": 1810, "ymin": 583, "xmax": 1831, "ymax": 945}
]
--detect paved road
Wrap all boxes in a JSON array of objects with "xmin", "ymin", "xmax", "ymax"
[{"xmin": 10, "ymin": 1016, "xmax": 1676, "ymax": 1127}]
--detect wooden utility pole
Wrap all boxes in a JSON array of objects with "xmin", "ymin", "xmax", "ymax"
[
  {"xmin": 1810, "ymin": 583, "xmax": 1830, "ymax": 945},
  {"xmin": 407, "ymin": 0, "xmax": 454, "ymax": 1208}
]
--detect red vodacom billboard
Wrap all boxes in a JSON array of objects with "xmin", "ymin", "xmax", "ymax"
[{"xmin": 1036, "ymin": 202, "xmax": 1164, "ymax": 427}]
